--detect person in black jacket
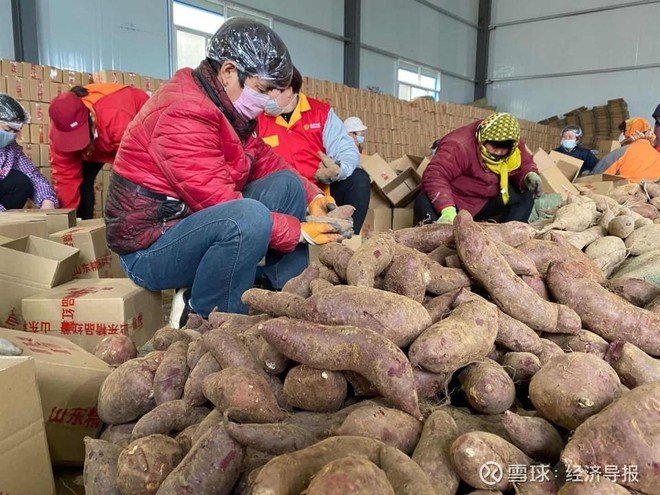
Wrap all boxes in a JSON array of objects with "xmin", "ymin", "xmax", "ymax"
[{"xmin": 553, "ymin": 125, "xmax": 599, "ymax": 175}]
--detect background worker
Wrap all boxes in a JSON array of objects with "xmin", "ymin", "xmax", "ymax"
[
  {"xmin": 343, "ymin": 116, "xmax": 368, "ymax": 154},
  {"xmin": 417, "ymin": 112, "xmax": 541, "ymax": 224},
  {"xmin": 653, "ymin": 104, "xmax": 660, "ymax": 152},
  {"xmin": 553, "ymin": 125, "xmax": 599, "ymax": 176},
  {"xmin": 601, "ymin": 117, "xmax": 659, "ymax": 182},
  {"xmin": 258, "ymin": 67, "xmax": 370, "ymax": 233},
  {"xmin": 0, "ymin": 94, "xmax": 58, "ymax": 211},
  {"xmin": 49, "ymin": 82, "xmax": 149, "ymax": 219}
]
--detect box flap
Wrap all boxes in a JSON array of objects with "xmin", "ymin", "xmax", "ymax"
[
  {"xmin": 361, "ymin": 154, "xmax": 398, "ymax": 189},
  {"xmin": 24, "ymin": 278, "xmax": 144, "ymax": 302},
  {"xmin": 0, "ymin": 216, "xmax": 49, "ymax": 239},
  {"xmin": 533, "ymin": 149, "xmax": 579, "ymax": 199},
  {"xmin": 0, "ymin": 236, "xmax": 79, "ymax": 286},
  {"xmin": 381, "ymin": 167, "xmax": 421, "ymax": 207},
  {"xmin": 389, "ymin": 154, "xmax": 424, "ymax": 173},
  {"xmin": 417, "ymin": 156, "xmax": 431, "ymax": 177},
  {"xmin": 549, "ymin": 150, "xmax": 584, "ymax": 182}
]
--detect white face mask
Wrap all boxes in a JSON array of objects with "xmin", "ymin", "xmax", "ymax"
[{"xmin": 618, "ymin": 132, "xmax": 626, "ymax": 143}]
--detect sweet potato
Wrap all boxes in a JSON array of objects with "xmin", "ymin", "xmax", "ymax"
[
  {"xmin": 537, "ymin": 338, "xmax": 565, "ymax": 365},
  {"xmin": 186, "ymin": 338, "xmax": 205, "ymax": 370},
  {"xmin": 493, "ymin": 239, "xmax": 539, "ymax": 276},
  {"xmin": 244, "ymin": 286, "xmax": 432, "ymax": 348},
  {"xmin": 152, "ymin": 326, "xmax": 191, "ymax": 350},
  {"xmin": 599, "ymin": 206, "xmax": 616, "ymax": 229},
  {"xmin": 481, "ymin": 221, "xmax": 537, "ymax": 247},
  {"xmin": 501, "ymin": 410, "xmax": 563, "ymax": 463},
  {"xmin": 281, "ymin": 263, "xmax": 320, "ymax": 298},
  {"xmin": 454, "ymin": 211, "xmax": 581, "ymax": 335},
  {"xmin": 565, "ymin": 225, "xmax": 606, "ymax": 249},
  {"xmin": 182, "ymin": 352, "xmax": 220, "ymax": 406},
  {"xmin": 305, "ymin": 456, "xmax": 394, "ymax": 495},
  {"xmin": 501, "ymin": 352, "xmax": 541, "ymax": 382},
  {"xmin": 515, "ymin": 477, "xmax": 559, "ymax": 495},
  {"xmin": 259, "ymin": 317, "xmax": 421, "ymax": 419},
  {"xmin": 192, "ymin": 409, "xmax": 223, "ymax": 442},
  {"xmin": 203, "ymin": 327, "xmax": 272, "ymax": 382},
  {"xmin": 344, "ymin": 371, "xmax": 379, "ymax": 397},
  {"xmin": 409, "ymin": 300, "xmax": 498, "ymax": 373},
  {"xmin": 647, "ymin": 294, "xmax": 660, "ymax": 314},
  {"xmin": 317, "ymin": 242, "xmax": 355, "ymax": 281},
  {"xmin": 157, "ymin": 423, "xmax": 244, "ymax": 495},
  {"xmin": 423, "ymin": 289, "xmax": 462, "ymax": 323},
  {"xmin": 83, "ymin": 438, "xmax": 122, "ymax": 495},
  {"xmin": 283, "ymin": 365, "xmax": 347, "ymax": 412},
  {"xmin": 393, "ymin": 223, "xmax": 454, "ymax": 252},
  {"xmin": 131, "ymin": 400, "xmax": 209, "ymax": 439},
  {"xmin": 425, "ymin": 262, "xmax": 472, "ymax": 296},
  {"xmin": 335, "ymin": 404, "xmax": 422, "ymax": 454},
  {"xmin": 116, "ymin": 435, "xmax": 183, "ymax": 495},
  {"xmin": 183, "ymin": 313, "xmax": 211, "ymax": 334},
  {"xmin": 560, "ymin": 382, "xmax": 659, "ymax": 494},
  {"xmin": 625, "ymin": 224, "xmax": 660, "ymax": 255},
  {"xmin": 610, "ymin": 248, "xmax": 660, "ymax": 286},
  {"xmin": 459, "ymin": 359, "xmax": 516, "ymax": 414},
  {"xmin": 444, "ymin": 254, "xmax": 462, "ymax": 268},
  {"xmin": 450, "ymin": 432, "xmax": 532, "ymax": 491},
  {"xmin": 427, "ymin": 244, "xmax": 456, "ymax": 265},
  {"xmin": 538, "ymin": 202, "xmax": 597, "ymax": 234},
  {"xmin": 202, "ymin": 368, "xmax": 285, "ymax": 423},
  {"xmin": 153, "ymin": 340, "xmax": 188, "ymax": 405},
  {"xmin": 383, "ymin": 247, "xmax": 430, "ymax": 302},
  {"xmin": 346, "ymin": 232, "xmax": 397, "ymax": 287},
  {"xmin": 547, "ymin": 260, "xmax": 660, "ymax": 356},
  {"xmin": 522, "ymin": 275, "xmax": 550, "ymax": 300},
  {"xmin": 99, "ymin": 422, "xmax": 135, "ymax": 448},
  {"xmin": 413, "ymin": 368, "xmax": 452, "ymax": 399},
  {"xmin": 445, "ymin": 406, "xmax": 511, "ymax": 442},
  {"xmin": 94, "ymin": 335, "xmax": 137, "ymax": 367},
  {"xmin": 98, "ymin": 354, "xmax": 161, "ymax": 424},
  {"xmin": 544, "ymin": 330, "xmax": 609, "ymax": 358},
  {"xmin": 604, "ymin": 340, "xmax": 660, "ymax": 388},
  {"xmin": 251, "ymin": 436, "xmax": 435, "ymax": 495},
  {"xmin": 557, "ymin": 479, "xmax": 631, "ymax": 494},
  {"xmin": 529, "ymin": 352, "xmax": 621, "ymax": 429},
  {"xmin": 585, "ymin": 235, "xmax": 626, "ymax": 261},
  {"xmin": 175, "ymin": 423, "xmax": 198, "ymax": 455},
  {"xmin": 238, "ymin": 322, "xmax": 289, "ymax": 375},
  {"xmin": 411, "ymin": 409, "xmax": 460, "ymax": 495},
  {"xmin": 607, "ymin": 278, "xmax": 660, "ymax": 307},
  {"xmin": 629, "ymin": 203, "xmax": 659, "ymax": 220},
  {"xmin": 309, "ymin": 278, "xmax": 334, "ymax": 294},
  {"xmin": 608, "ymin": 215, "xmax": 635, "ymax": 239}
]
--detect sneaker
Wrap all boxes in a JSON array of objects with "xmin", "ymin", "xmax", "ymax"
[{"xmin": 169, "ymin": 288, "xmax": 192, "ymax": 329}]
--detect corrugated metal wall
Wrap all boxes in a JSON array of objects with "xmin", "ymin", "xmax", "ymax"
[
  {"xmin": 0, "ymin": 0, "xmax": 14, "ymax": 59},
  {"xmin": 488, "ymin": 0, "xmax": 660, "ymax": 122}
]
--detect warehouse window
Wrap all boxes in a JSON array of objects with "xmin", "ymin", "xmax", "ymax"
[
  {"xmin": 172, "ymin": 1, "xmax": 273, "ymax": 71},
  {"xmin": 397, "ymin": 61, "xmax": 441, "ymax": 101}
]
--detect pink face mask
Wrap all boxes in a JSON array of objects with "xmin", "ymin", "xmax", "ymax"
[{"xmin": 233, "ymin": 85, "xmax": 271, "ymax": 120}]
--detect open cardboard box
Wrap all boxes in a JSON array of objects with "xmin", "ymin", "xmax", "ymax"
[
  {"xmin": 533, "ymin": 149, "xmax": 579, "ymax": 199},
  {"xmin": 380, "ymin": 166, "xmax": 421, "ymax": 207},
  {"xmin": 548, "ymin": 151, "xmax": 584, "ymax": 182},
  {"xmin": 574, "ymin": 173, "xmax": 628, "ymax": 194},
  {"xmin": 7, "ymin": 208, "xmax": 76, "ymax": 234},
  {"xmin": 0, "ymin": 214, "xmax": 49, "ymax": 239},
  {"xmin": 389, "ymin": 154, "xmax": 424, "ymax": 173},
  {"xmin": 0, "ymin": 328, "xmax": 111, "ymax": 466},
  {"xmin": 361, "ymin": 153, "xmax": 398, "ymax": 190}
]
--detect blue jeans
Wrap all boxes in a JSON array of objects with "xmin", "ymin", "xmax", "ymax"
[{"xmin": 120, "ymin": 171, "xmax": 309, "ymax": 316}]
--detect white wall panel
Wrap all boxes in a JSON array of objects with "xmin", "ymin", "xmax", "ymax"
[
  {"xmin": 0, "ymin": 0, "xmax": 14, "ymax": 59},
  {"xmin": 426, "ymin": 0, "xmax": 479, "ymax": 23},
  {"xmin": 440, "ymin": 74, "xmax": 475, "ymax": 104},
  {"xmin": 360, "ymin": 49, "xmax": 396, "ymax": 94},
  {"xmin": 492, "ymin": 0, "xmax": 645, "ymax": 24},
  {"xmin": 231, "ymin": 0, "xmax": 344, "ymax": 35}
]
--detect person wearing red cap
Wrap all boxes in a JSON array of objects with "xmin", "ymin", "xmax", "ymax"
[{"xmin": 48, "ymin": 83, "xmax": 149, "ymax": 219}]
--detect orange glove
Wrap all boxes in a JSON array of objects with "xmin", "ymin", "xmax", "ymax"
[
  {"xmin": 308, "ymin": 194, "xmax": 336, "ymax": 217},
  {"xmin": 300, "ymin": 222, "xmax": 344, "ymax": 245}
]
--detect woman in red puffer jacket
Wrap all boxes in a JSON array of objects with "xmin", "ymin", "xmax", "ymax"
[{"xmin": 106, "ymin": 18, "xmax": 346, "ymax": 326}]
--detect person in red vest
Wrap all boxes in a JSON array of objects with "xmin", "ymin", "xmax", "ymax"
[
  {"xmin": 258, "ymin": 68, "xmax": 370, "ymax": 232},
  {"xmin": 48, "ymin": 84, "xmax": 149, "ymax": 219}
]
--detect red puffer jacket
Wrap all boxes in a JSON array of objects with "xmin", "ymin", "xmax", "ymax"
[
  {"xmin": 111, "ymin": 68, "xmax": 321, "ymax": 252},
  {"xmin": 422, "ymin": 120, "xmax": 537, "ymax": 215}
]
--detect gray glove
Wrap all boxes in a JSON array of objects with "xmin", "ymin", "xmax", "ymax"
[{"xmin": 525, "ymin": 172, "xmax": 543, "ymax": 198}]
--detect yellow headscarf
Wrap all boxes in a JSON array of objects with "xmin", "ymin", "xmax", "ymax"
[{"xmin": 477, "ymin": 112, "xmax": 522, "ymax": 204}]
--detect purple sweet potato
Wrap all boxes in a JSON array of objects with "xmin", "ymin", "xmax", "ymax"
[
  {"xmin": 309, "ymin": 277, "xmax": 335, "ymax": 294},
  {"xmin": 445, "ymin": 406, "xmax": 512, "ymax": 442},
  {"xmin": 305, "ymin": 456, "xmax": 395, "ymax": 495},
  {"xmin": 537, "ymin": 338, "xmax": 565, "ymax": 365},
  {"xmin": 547, "ymin": 260, "xmax": 660, "ymax": 356},
  {"xmin": 83, "ymin": 438, "xmax": 122, "ymax": 495},
  {"xmin": 493, "ymin": 239, "xmax": 539, "ymax": 276},
  {"xmin": 427, "ymin": 244, "xmax": 456, "ymax": 265},
  {"xmin": 413, "ymin": 368, "xmax": 452, "ymax": 399},
  {"xmin": 346, "ymin": 232, "xmax": 397, "ymax": 287},
  {"xmin": 481, "ymin": 221, "xmax": 538, "ymax": 247},
  {"xmin": 425, "ymin": 262, "xmax": 472, "ymax": 296},
  {"xmin": 459, "ymin": 359, "xmax": 516, "ymax": 414},
  {"xmin": 157, "ymin": 423, "xmax": 244, "ymax": 495},
  {"xmin": 153, "ymin": 340, "xmax": 189, "ymax": 404},
  {"xmin": 517, "ymin": 239, "xmax": 606, "ymax": 284},
  {"xmin": 411, "ymin": 409, "xmax": 460, "ymax": 495},
  {"xmin": 335, "ymin": 404, "xmax": 423, "ymax": 454},
  {"xmin": 383, "ymin": 247, "xmax": 430, "ymax": 302},
  {"xmin": 454, "ymin": 211, "xmax": 581, "ymax": 335},
  {"xmin": 501, "ymin": 352, "xmax": 542, "ymax": 382},
  {"xmin": 203, "ymin": 327, "xmax": 264, "ymax": 375},
  {"xmin": 175, "ymin": 423, "xmax": 199, "ymax": 455},
  {"xmin": 560, "ymin": 382, "xmax": 659, "ymax": 494},
  {"xmin": 393, "ymin": 223, "xmax": 454, "ymax": 253},
  {"xmin": 152, "ymin": 326, "xmax": 191, "ymax": 350},
  {"xmin": 344, "ymin": 370, "xmax": 379, "ymax": 397},
  {"xmin": 259, "ymin": 317, "xmax": 421, "ymax": 419},
  {"xmin": 451, "ymin": 432, "xmax": 532, "ymax": 491},
  {"xmin": 281, "ymin": 263, "xmax": 320, "ymax": 298},
  {"xmin": 207, "ymin": 310, "xmax": 263, "ymax": 330},
  {"xmin": 544, "ymin": 330, "xmax": 610, "ymax": 358},
  {"xmin": 283, "ymin": 365, "xmax": 347, "ymax": 413},
  {"xmin": 99, "ymin": 422, "xmax": 136, "ymax": 448},
  {"xmin": 238, "ymin": 322, "xmax": 289, "ymax": 375},
  {"xmin": 94, "ymin": 334, "xmax": 137, "ymax": 368},
  {"xmin": 317, "ymin": 242, "xmax": 355, "ymax": 281},
  {"xmin": 409, "ymin": 300, "xmax": 498, "ymax": 373},
  {"xmin": 557, "ymin": 480, "xmax": 631, "ymax": 494},
  {"xmin": 202, "ymin": 368, "xmax": 285, "ymax": 423},
  {"xmin": 423, "ymin": 289, "xmax": 462, "ymax": 323},
  {"xmin": 607, "ymin": 278, "xmax": 660, "ymax": 307},
  {"xmin": 604, "ymin": 340, "xmax": 660, "ymax": 388},
  {"xmin": 131, "ymin": 400, "xmax": 209, "ymax": 439},
  {"xmin": 116, "ymin": 434, "xmax": 183, "ymax": 495},
  {"xmin": 186, "ymin": 338, "xmax": 205, "ymax": 370},
  {"xmin": 529, "ymin": 352, "xmax": 621, "ymax": 429},
  {"xmin": 501, "ymin": 410, "xmax": 563, "ymax": 463},
  {"xmin": 522, "ymin": 275, "xmax": 550, "ymax": 300},
  {"xmin": 182, "ymin": 352, "xmax": 220, "ymax": 406},
  {"xmin": 183, "ymin": 313, "xmax": 211, "ymax": 334}
]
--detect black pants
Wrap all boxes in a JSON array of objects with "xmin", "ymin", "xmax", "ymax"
[
  {"xmin": 0, "ymin": 169, "xmax": 34, "ymax": 210},
  {"xmin": 329, "ymin": 167, "xmax": 370, "ymax": 233},
  {"xmin": 78, "ymin": 161, "xmax": 104, "ymax": 220},
  {"xmin": 414, "ymin": 185, "xmax": 534, "ymax": 224}
]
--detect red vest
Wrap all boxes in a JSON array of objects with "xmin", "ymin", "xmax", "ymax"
[{"xmin": 257, "ymin": 93, "xmax": 330, "ymax": 182}]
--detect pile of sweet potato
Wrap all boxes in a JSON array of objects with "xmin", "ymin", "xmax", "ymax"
[{"xmin": 85, "ymin": 210, "xmax": 658, "ymax": 495}]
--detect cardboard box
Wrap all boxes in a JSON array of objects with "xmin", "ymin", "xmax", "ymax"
[
  {"xmin": 50, "ymin": 224, "xmax": 124, "ymax": 279},
  {"xmin": 417, "ymin": 156, "xmax": 431, "ymax": 177},
  {"xmin": 21, "ymin": 142, "xmax": 41, "ymax": 165},
  {"xmin": 22, "ymin": 279, "xmax": 162, "ymax": 353},
  {"xmin": 533, "ymin": 149, "xmax": 579, "ymax": 199},
  {"xmin": 40, "ymin": 143, "xmax": 51, "ymax": 167},
  {"xmin": 1, "ymin": 59, "xmax": 22, "ymax": 76},
  {"xmin": 29, "ymin": 78, "xmax": 50, "ymax": 102},
  {"xmin": 392, "ymin": 208, "xmax": 414, "ymax": 230},
  {"xmin": 7, "ymin": 209, "xmax": 76, "ymax": 234},
  {"xmin": 5, "ymin": 75, "xmax": 30, "ymax": 99},
  {"xmin": 574, "ymin": 174, "xmax": 628, "ymax": 194},
  {"xmin": 361, "ymin": 208, "xmax": 392, "ymax": 237},
  {"xmin": 0, "ymin": 328, "xmax": 111, "ymax": 465},
  {"xmin": 0, "ymin": 215, "xmax": 48, "ymax": 239},
  {"xmin": 123, "ymin": 72, "xmax": 142, "ymax": 87},
  {"xmin": 30, "ymin": 123, "xmax": 49, "ymax": 144},
  {"xmin": 389, "ymin": 154, "xmax": 424, "ymax": 173},
  {"xmin": 22, "ymin": 62, "xmax": 43, "ymax": 80},
  {"xmin": 361, "ymin": 153, "xmax": 398, "ymax": 189},
  {"xmin": 29, "ymin": 101, "xmax": 50, "ymax": 124},
  {"xmin": 41, "ymin": 166, "xmax": 52, "ymax": 183},
  {"xmin": 50, "ymin": 81, "xmax": 70, "ymax": 99},
  {"xmin": 15, "ymin": 121, "xmax": 30, "ymax": 144},
  {"xmin": 0, "ymin": 356, "xmax": 56, "ymax": 494},
  {"xmin": 93, "ymin": 69, "xmax": 123, "ymax": 84},
  {"xmin": 368, "ymin": 186, "xmax": 390, "ymax": 209},
  {"xmin": 380, "ymin": 167, "xmax": 421, "ymax": 207},
  {"xmin": 63, "ymin": 70, "xmax": 82, "ymax": 86},
  {"xmin": 45, "ymin": 65, "xmax": 63, "ymax": 83},
  {"xmin": 549, "ymin": 150, "xmax": 583, "ymax": 181}
]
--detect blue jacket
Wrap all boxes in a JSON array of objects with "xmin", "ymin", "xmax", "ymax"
[{"xmin": 553, "ymin": 145, "xmax": 599, "ymax": 175}]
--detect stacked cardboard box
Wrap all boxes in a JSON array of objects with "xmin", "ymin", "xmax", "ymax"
[{"xmin": 608, "ymin": 98, "xmax": 629, "ymax": 139}]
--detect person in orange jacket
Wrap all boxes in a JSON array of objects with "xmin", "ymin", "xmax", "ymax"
[
  {"xmin": 604, "ymin": 117, "xmax": 659, "ymax": 183},
  {"xmin": 48, "ymin": 84, "xmax": 149, "ymax": 219}
]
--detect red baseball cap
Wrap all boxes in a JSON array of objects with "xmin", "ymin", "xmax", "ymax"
[{"xmin": 49, "ymin": 92, "xmax": 91, "ymax": 152}]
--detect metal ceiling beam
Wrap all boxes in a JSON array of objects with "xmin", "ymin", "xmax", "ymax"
[
  {"xmin": 474, "ymin": 0, "xmax": 491, "ymax": 100},
  {"xmin": 412, "ymin": 0, "xmax": 478, "ymax": 28},
  {"xmin": 344, "ymin": 0, "xmax": 360, "ymax": 88},
  {"xmin": 488, "ymin": 62, "xmax": 660, "ymax": 83}
]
